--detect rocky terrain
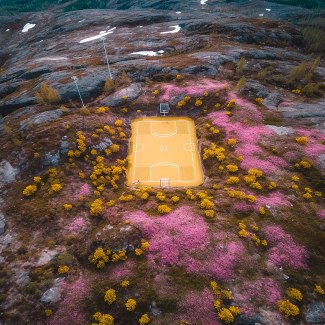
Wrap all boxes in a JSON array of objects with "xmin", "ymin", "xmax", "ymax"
[{"xmin": 0, "ymin": 0, "xmax": 324, "ymax": 324}]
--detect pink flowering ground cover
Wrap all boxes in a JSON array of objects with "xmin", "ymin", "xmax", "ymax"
[
  {"xmin": 295, "ymin": 128, "xmax": 325, "ymax": 162},
  {"xmin": 233, "ymin": 278, "xmax": 282, "ymax": 315},
  {"xmin": 125, "ymin": 207, "xmax": 244, "ymax": 280},
  {"xmin": 46, "ymin": 275, "xmax": 89, "ymax": 325},
  {"xmin": 73, "ymin": 183, "xmax": 91, "ymax": 200},
  {"xmin": 64, "ymin": 216, "xmax": 88, "ymax": 234},
  {"xmin": 318, "ymin": 210, "xmax": 325, "ymax": 219},
  {"xmin": 160, "ymin": 79, "xmax": 228, "ymax": 101},
  {"xmin": 208, "ymin": 111, "xmax": 286, "ymax": 174},
  {"xmin": 256, "ymin": 191, "xmax": 291, "ymax": 209},
  {"xmin": 178, "ymin": 288, "xmax": 221, "ymax": 325},
  {"xmin": 263, "ymin": 225, "xmax": 308, "ymax": 269}
]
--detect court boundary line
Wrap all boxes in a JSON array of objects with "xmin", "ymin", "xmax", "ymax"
[{"xmin": 130, "ymin": 118, "xmax": 202, "ymax": 185}]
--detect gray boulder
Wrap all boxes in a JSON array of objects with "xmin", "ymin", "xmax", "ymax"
[
  {"xmin": 20, "ymin": 109, "xmax": 63, "ymax": 130},
  {"xmin": 0, "ymin": 160, "xmax": 19, "ymax": 186},
  {"xmin": 14, "ymin": 270, "xmax": 30, "ymax": 286},
  {"xmin": 317, "ymin": 154, "xmax": 325, "ymax": 175},
  {"xmin": 0, "ymin": 213, "xmax": 5, "ymax": 235},
  {"xmin": 243, "ymin": 79, "xmax": 269, "ymax": 98},
  {"xmin": 278, "ymin": 101, "xmax": 325, "ymax": 119},
  {"xmin": 263, "ymin": 93, "xmax": 282, "ymax": 110},
  {"xmin": 266, "ymin": 125, "xmax": 295, "ymax": 136},
  {"xmin": 92, "ymin": 137, "xmax": 113, "ymax": 151},
  {"xmin": 306, "ymin": 302, "xmax": 325, "ymax": 324},
  {"xmin": 101, "ymin": 83, "xmax": 143, "ymax": 106},
  {"xmin": 43, "ymin": 150, "xmax": 60, "ymax": 167},
  {"xmin": 40, "ymin": 286, "xmax": 62, "ymax": 304}
]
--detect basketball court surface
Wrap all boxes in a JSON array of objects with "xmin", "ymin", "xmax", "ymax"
[{"xmin": 126, "ymin": 117, "xmax": 204, "ymax": 187}]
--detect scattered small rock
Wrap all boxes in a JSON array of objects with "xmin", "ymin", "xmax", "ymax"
[
  {"xmin": 36, "ymin": 249, "xmax": 59, "ymax": 267},
  {"xmin": 266, "ymin": 125, "xmax": 295, "ymax": 136},
  {"xmin": 0, "ymin": 213, "xmax": 6, "ymax": 235},
  {"xmin": 40, "ymin": 286, "xmax": 62, "ymax": 304},
  {"xmin": 42, "ymin": 150, "xmax": 60, "ymax": 167},
  {"xmin": 0, "ymin": 160, "xmax": 19, "ymax": 187},
  {"xmin": 306, "ymin": 302, "xmax": 325, "ymax": 324}
]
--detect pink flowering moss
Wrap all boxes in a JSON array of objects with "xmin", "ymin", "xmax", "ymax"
[
  {"xmin": 109, "ymin": 260, "xmax": 134, "ymax": 279},
  {"xmin": 256, "ymin": 191, "xmax": 291, "ymax": 209},
  {"xmin": 74, "ymin": 183, "xmax": 91, "ymax": 200},
  {"xmin": 208, "ymin": 111, "xmax": 285, "ymax": 174},
  {"xmin": 46, "ymin": 275, "xmax": 89, "ymax": 325},
  {"xmin": 126, "ymin": 207, "xmax": 244, "ymax": 280},
  {"xmin": 160, "ymin": 79, "xmax": 228, "ymax": 101},
  {"xmin": 178, "ymin": 288, "xmax": 220, "ymax": 325},
  {"xmin": 318, "ymin": 210, "xmax": 325, "ymax": 219},
  {"xmin": 65, "ymin": 216, "xmax": 87, "ymax": 233},
  {"xmin": 127, "ymin": 206, "xmax": 208, "ymax": 265},
  {"xmin": 296, "ymin": 128, "xmax": 325, "ymax": 162},
  {"xmin": 263, "ymin": 225, "xmax": 308, "ymax": 269},
  {"xmin": 234, "ymin": 278, "xmax": 282, "ymax": 316}
]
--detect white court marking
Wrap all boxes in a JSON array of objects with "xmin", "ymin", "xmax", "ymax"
[
  {"xmin": 160, "ymin": 146, "xmax": 168, "ymax": 151},
  {"xmin": 149, "ymin": 121, "xmax": 177, "ymax": 137},
  {"xmin": 149, "ymin": 162, "xmax": 181, "ymax": 182}
]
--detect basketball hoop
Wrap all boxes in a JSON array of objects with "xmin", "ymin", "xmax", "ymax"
[{"xmin": 160, "ymin": 178, "xmax": 170, "ymax": 188}]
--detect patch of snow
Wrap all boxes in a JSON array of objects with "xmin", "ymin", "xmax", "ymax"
[
  {"xmin": 158, "ymin": 50, "xmax": 165, "ymax": 54},
  {"xmin": 201, "ymin": 0, "xmax": 208, "ymax": 4},
  {"xmin": 266, "ymin": 8, "xmax": 271, "ymax": 11},
  {"xmin": 176, "ymin": 11, "xmax": 181, "ymax": 14},
  {"xmin": 34, "ymin": 56, "xmax": 69, "ymax": 62},
  {"xmin": 259, "ymin": 13, "xmax": 264, "ymax": 17},
  {"xmin": 139, "ymin": 25, "xmax": 143, "ymax": 28},
  {"xmin": 22, "ymin": 23, "xmax": 36, "ymax": 33},
  {"xmin": 130, "ymin": 51, "xmax": 162, "ymax": 56},
  {"xmin": 78, "ymin": 19, "xmax": 85, "ymax": 23},
  {"xmin": 6, "ymin": 29, "xmax": 10, "ymax": 32},
  {"xmin": 79, "ymin": 27, "xmax": 116, "ymax": 44},
  {"xmin": 160, "ymin": 25, "xmax": 181, "ymax": 35}
]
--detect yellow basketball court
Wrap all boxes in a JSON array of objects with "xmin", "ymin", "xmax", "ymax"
[{"xmin": 126, "ymin": 117, "xmax": 204, "ymax": 187}]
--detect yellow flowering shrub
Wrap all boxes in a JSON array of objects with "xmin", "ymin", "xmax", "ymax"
[
  {"xmin": 295, "ymin": 137, "xmax": 308, "ymax": 145},
  {"xmin": 255, "ymin": 97, "xmax": 264, "ymax": 105},
  {"xmin": 104, "ymin": 289, "xmax": 116, "ymax": 305},
  {"xmin": 125, "ymin": 298, "xmax": 137, "ymax": 311},
  {"xmin": 226, "ymin": 100, "xmax": 236, "ymax": 108},
  {"xmin": 248, "ymin": 169, "xmax": 263, "ymax": 177},
  {"xmin": 286, "ymin": 288, "xmax": 303, "ymax": 301},
  {"xmin": 33, "ymin": 176, "xmax": 42, "ymax": 183},
  {"xmin": 91, "ymin": 149, "xmax": 98, "ymax": 156},
  {"xmin": 303, "ymin": 192, "xmax": 312, "ymax": 200},
  {"xmin": 49, "ymin": 183, "xmax": 62, "ymax": 193},
  {"xmin": 89, "ymin": 247, "xmax": 109, "ymax": 268},
  {"xmin": 222, "ymin": 289, "xmax": 232, "ymax": 300},
  {"xmin": 218, "ymin": 308, "xmax": 234, "ymax": 324},
  {"xmin": 250, "ymin": 182, "xmax": 262, "ymax": 190},
  {"xmin": 111, "ymin": 250, "xmax": 127, "ymax": 262},
  {"xmin": 156, "ymin": 191, "xmax": 166, "ymax": 201},
  {"xmin": 48, "ymin": 168, "xmax": 58, "ymax": 178},
  {"xmin": 114, "ymin": 119, "xmax": 123, "ymax": 127},
  {"xmin": 96, "ymin": 106, "xmax": 107, "ymax": 113},
  {"xmin": 226, "ymin": 164, "xmax": 238, "ymax": 172},
  {"xmin": 278, "ymin": 300, "xmax": 299, "ymax": 317},
  {"xmin": 110, "ymin": 144, "xmax": 120, "ymax": 153},
  {"xmin": 214, "ymin": 299, "xmax": 221, "ymax": 310},
  {"xmin": 200, "ymin": 198, "xmax": 215, "ymax": 209},
  {"xmin": 261, "ymin": 239, "xmax": 267, "ymax": 246},
  {"xmin": 238, "ymin": 223, "xmax": 246, "ymax": 229},
  {"xmin": 141, "ymin": 239, "xmax": 150, "ymax": 250},
  {"xmin": 153, "ymin": 89, "xmax": 159, "ymax": 96},
  {"xmin": 23, "ymin": 185, "xmax": 37, "ymax": 197},
  {"xmin": 259, "ymin": 206, "xmax": 266, "ymax": 215},
  {"xmin": 176, "ymin": 74, "xmax": 183, "ymax": 81},
  {"xmin": 63, "ymin": 203, "xmax": 73, "ymax": 210},
  {"xmin": 119, "ymin": 194, "xmax": 134, "ymax": 202},
  {"xmin": 292, "ymin": 89, "xmax": 301, "ymax": 94},
  {"xmin": 203, "ymin": 143, "xmax": 225, "ymax": 161},
  {"xmin": 229, "ymin": 306, "xmax": 240, "ymax": 316},
  {"xmin": 121, "ymin": 280, "xmax": 130, "ymax": 288},
  {"xmin": 209, "ymin": 126, "xmax": 220, "ymax": 135},
  {"xmin": 58, "ymin": 265, "xmax": 69, "ymax": 274},
  {"xmin": 135, "ymin": 248, "xmax": 143, "ymax": 256},
  {"xmin": 93, "ymin": 312, "xmax": 114, "ymax": 325},
  {"xmin": 296, "ymin": 160, "xmax": 311, "ymax": 168},
  {"xmin": 246, "ymin": 195, "xmax": 256, "ymax": 203},
  {"xmin": 158, "ymin": 205, "xmax": 171, "ymax": 214},
  {"xmin": 315, "ymin": 284, "xmax": 324, "ymax": 295},
  {"xmin": 44, "ymin": 309, "xmax": 53, "ymax": 317},
  {"xmin": 139, "ymin": 314, "xmax": 150, "ymax": 325},
  {"xmin": 204, "ymin": 209, "xmax": 215, "ymax": 218},
  {"xmin": 90, "ymin": 198, "xmax": 103, "ymax": 216},
  {"xmin": 226, "ymin": 177, "xmax": 240, "ymax": 184},
  {"xmin": 227, "ymin": 138, "xmax": 237, "ymax": 146},
  {"xmin": 171, "ymin": 196, "xmax": 180, "ymax": 203},
  {"xmin": 195, "ymin": 98, "xmax": 203, "ymax": 107},
  {"xmin": 268, "ymin": 182, "xmax": 277, "ymax": 190},
  {"xmin": 292, "ymin": 175, "xmax": 300, "ymax": 182},
  {"xmin": 238, "ymin": 229, "xmax": 248, "ymax": 238}
]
